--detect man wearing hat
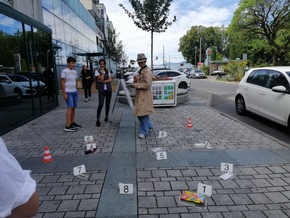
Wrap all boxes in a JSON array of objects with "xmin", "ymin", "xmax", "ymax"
[{"xmin": 133, "ymin": 53, "xmax": 154, "ymax": 139}]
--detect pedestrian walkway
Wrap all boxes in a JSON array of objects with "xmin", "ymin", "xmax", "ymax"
[{"xmin": 2, "ymin": 87, "xmax": 290, "ymax": 218}]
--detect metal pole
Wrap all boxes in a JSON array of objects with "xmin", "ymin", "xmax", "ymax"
[{"xmin": 199, "ymin": 37, "xmax": 201, "ymax": 64}]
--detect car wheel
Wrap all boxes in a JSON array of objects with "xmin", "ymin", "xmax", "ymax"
[
  {"xmin": 235, "ymin": 95, "xmax": 247, "ymax": 115},
  {"xmin": 14, "ymin": 88, "xmax": 23, "ymax": 96},
  {"xmin": 178, "ymin": 82, "xmax": 188, "ymax": 89}
]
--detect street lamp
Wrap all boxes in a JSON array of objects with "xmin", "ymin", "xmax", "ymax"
[{"xmin": 194, "ymin": 46, "xmax": 197, "ymax": 68}]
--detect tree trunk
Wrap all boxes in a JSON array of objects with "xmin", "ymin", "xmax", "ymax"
[{"xmin": 150, "ymin": 30, "xmax": 153, "ymax": 70}]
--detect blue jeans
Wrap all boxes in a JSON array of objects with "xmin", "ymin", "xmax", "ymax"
[
  {"xmin": 66, "ymin": 91, "xmax": 78, "ymax": 108},
  {"xmin": 138, "ymin": 115, "xmax": 153, "ymax": 135}
]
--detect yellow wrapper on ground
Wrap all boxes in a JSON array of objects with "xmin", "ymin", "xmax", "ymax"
[{"xmin": 180, "ymin": 191, "xmax": 205, "ymax": 204}]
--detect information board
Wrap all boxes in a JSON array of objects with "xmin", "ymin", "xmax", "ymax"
[{"xmin": 152, "ymin": 80, "xmax": 177, "ymax": 106}]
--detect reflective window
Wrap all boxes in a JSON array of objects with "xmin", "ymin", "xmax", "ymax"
[
  {"xmin": 0, "ymin": 13, "xmax": 56, "ymax": 135},
  {"xmin": 246, "ymin": 70, "xmax": 268, "ymax": 87}
]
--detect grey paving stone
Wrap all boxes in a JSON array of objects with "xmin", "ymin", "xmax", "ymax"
[
  {"xmin": 41, "ymin": 175, "xmax": 60, "ymax": 183},
  {"xmin": 57, "ymin": 174, "xmax": 74, "ymax": 182},
  {"xmin": 167, "ymin": 169, "xmax": 182, "ymax": 177},
  {"xmin": 138, "ymin": 182, "xmax": 154, "ymax": 191},
  {"xmin": 181, "ymin": 214, "xmax": 202, "ymax": 218},
  {"xmin": 212, "ymin": 194, "xmax": 235, "ymax": 206},
  {"xmin": 160, "ymin": 215, "xmax": 180, "ymax": 218},
  {"xmin": 246, "ymin": 204, "xmax": 268, "ymax": 211},
  {"xmin": 148, "ymin": 208, "xmax": 168, "ymax": 215},
  {"xmin": 64, "ymin": 211, "xmax": 86, "ymax": 217},
  {"xmin": 138, "ymin": 197, "xmax": 157, "ymax": 208},
  {"xmin": 243, "ymin": 211, "xmax": 267, "ymax": 218},
  {"xmin": 139, "ymin": 208, "xmax": 148, "ymax": 215},
  {"xmin": 222, "ymin": 212, "xmax": 245, "ymax": 218},
  {"xmin": 265, "ymin": 203, "xmax": 288, "ymax": 210},
  {"xmin": 73, "ymin": 194, "xmax": 92, "ymax": 199},
  {"xmin": 147, "ymin": 191, "xmax": 164, "ymax": 197},
  {"xmin": 251, "ymin": 179, "xmax": 273, "ymax": 187},
  {"xmin": 263, "ymin": 210, "xmax": 289, "ymax": 218},
  {"xmin": 54, "ymin": 195, "xmax": 73, "ymax": 200},
  {"xmin": 84, "ymin": 184, "xmax": 102, "ymax": 193},
  {"xmin": 57, "ymin": 200, "xmax": 80, "ymax": 211},
  {"xmin": 154, "ymin": 181, "xmax": 171, "ymax": 191},
  {"xmin": 227, "ymin": 205, "xmax": 248, "ymax": 212},
  {"xmin": 168, "ymin": 207, "xmax": 188, "ymax": 214},
  {"xmin": 208, "ymin": 206, "xmax": 228, "ymax": 212},
  {"xmin": 152, "ymin": 170, "xmax": 167, "ymax": 177},
  {"xmin": 170, "ymin": 181, "xmax": 188, "ymax": 190},
  {"xmin": 42, "ymin": 212, "xmax": 65, "ymax": 218},
  {"xmin": 137, "ymin": 170, "xmax": 152, "ymax": 178},
  {"xmin": 66, "ymin": 185, "xmax": 86, "ymax": 194},
  {"xmin": 267, "ymin": 178, "xmax": 288, "ymax": 186},
  {"xmin": 48, "ymin": 186, "xmax": 69, "ymax": 195},
  {"xmin": 229, "ymin": 194, "xmax": 253, "ymax": 205},
  {"xmin": 268, "ymin": 166, "xmax": 287, "ymax": 174},
  {"xmin": 39, "ymin": 201, "xmax": 61, "ymax": 213},
  {"xmin": 85, "ymin": 211, "xmax": 96, "ymax": 218},
  {"xmin": 236, "ymin": 180, "xmax": 256, "ymax": 188},
  {"xmin": 264, "ymin": 192, "xmax": 289, "ymax": 203},
  {"xmin": 156, "ymin": 196, "xmax": 177, "ymax": 207},
  {"xmin": 247, "ymin": 193, "xmax": 272, "ymax": 204},
  {"xmin": 78, "ymin": 199, "xmax": 99, "ymax": 210},
  {"xmin": 201, "ymin": 212, "xmax": 224, "ymax": 218},
  {"xmin": 37, "ymin": 187, "xmax": 52, "ymax": 195}
]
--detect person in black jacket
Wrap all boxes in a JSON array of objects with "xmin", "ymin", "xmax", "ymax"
[
  {"xmin": 95, "ymin": 59, "xmax": 112, "ymax": 127},
  {"xmin": 80, "ymin": 65, "xmax": 93, "ymax": 102}
]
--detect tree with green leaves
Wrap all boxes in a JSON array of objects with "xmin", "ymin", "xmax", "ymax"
[
  {"xmin": 178, "ymin": 26, "xmax": 225, "ymax": 64},
  {"xmin": 119, "ymin": 0, "xmax": 176, "ymax": 69},
  {"xmin": 104, "ymin": 27, "xmax": 126, "ymax": 69},
  {"xmin": 227, "ymin": 0, "xmax": 290, "ymax": 65}
]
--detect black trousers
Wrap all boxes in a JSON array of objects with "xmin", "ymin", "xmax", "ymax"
[
  {"xmin": 97, "ymin": 90, "xmax": 112, "ymax": 120},
  {"xmin": 82, "ymin": 82, "xmax": 92, "ymax": 99}
]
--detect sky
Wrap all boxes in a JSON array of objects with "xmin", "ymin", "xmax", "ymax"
[{"xmin": 101, "ymin": 0, "xmax": 240, "ymax": 66}]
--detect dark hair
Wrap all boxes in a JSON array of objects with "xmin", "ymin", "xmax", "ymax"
[
  {"xmin": 99, "ymin": 59, "xmax": 106, "ymax": 65},
  {"xmin": 67, "ymin": 57, "xmax": 76, "ymax": 63}
]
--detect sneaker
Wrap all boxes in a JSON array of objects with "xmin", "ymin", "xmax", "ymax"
[
  {"xmin": 138, "ymin": 133, "xmax": 145, "ymax": 139},
  {"xmin": 85, "ymin": 98, "xmax": 88, "ymax": 102},
  {"xmin": 104, "ymin": 117, "xmax": 109, "ymax": 122},
  {"xmin": 71, "ymin": 122, "xmax": 82, "ymax": 128},
  {"xmin": 64, "ymin": 125, "xmax": 77, "ymax": 132},
  {"xmin": 96, "ymin": 120, "xmax": 101, "ymax": 127}
]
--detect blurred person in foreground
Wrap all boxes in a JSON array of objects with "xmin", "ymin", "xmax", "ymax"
[
  {"xmin": 132, "ymin": 53, "xmax": 154, "ymax": 139},
  {"xmin": 0, "ymin": 137, "xmax": 39, "ymax": 217}
]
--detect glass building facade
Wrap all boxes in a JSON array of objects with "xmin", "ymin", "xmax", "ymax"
[
  {"xmin": 0, "ymin": 2, "xmax": 57, "ymax": 135},
  {"xmin": 42, "ymin": 0, "xmax": 102, "ymax": 75}
]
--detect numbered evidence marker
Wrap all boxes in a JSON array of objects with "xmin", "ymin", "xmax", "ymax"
[
  {"xmin": 204, "ymin": 140, "xmax": 212, "ymax": 149},
  {"xmin": 158, "ymin": 131, "xmax": 167, "ymax": 139},
  {"xmin": 86, "ymin": 143, "xmax": 96, "ymax": 151},
  {"xmin": 151, "ymin": 147, "xmax": 167, "ymax": 160},
  {"xmin": 220, "ymin": 162, "xmax": 234, "ymax": 180},
  {"xmin": 118, "ymin": 183, "xmax": 134, "ymax": 194},
  {"xmin": 197, "ymin": 182, "xmax": 212, "ymax": 197},
  {"xmin": 84, "ymin": 135, "xmax": 94, "ymax": 142},
  {"xmin": 73, "ymin": 164, "xmax": 86, "ymax": 176}
]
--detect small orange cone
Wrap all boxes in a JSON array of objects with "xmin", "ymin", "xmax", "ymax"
[
  {"xmin": 186, "ymin": 118, "xmax": 193, "ymax": 129},
  {"xmin": 42, "ymin": 146, "xmax": 53, "ymax": 163}
]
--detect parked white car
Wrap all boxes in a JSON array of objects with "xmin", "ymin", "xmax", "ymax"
[
  {"xmin": 154, "ymin": 70, "xmax": 191, "ymax": 89},
  {"xmin": 0, "ymin": 74, "xmax": 45, "ymax": 96},
  {"xmin": 235, "ymin": 66, "xmax": 290, "ymax": 131}
]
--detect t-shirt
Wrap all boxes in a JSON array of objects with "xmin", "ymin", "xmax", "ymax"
[
  {"xmin": 0, "ymin": 138, "xmax": 36, "ymax": 217},
  {"xmin": 95, "ymin": 69, "xmax": 111, "ymax": 90},
  {"xmin": 61, "ymin": 67, "xmax": 78, "ymax": 93}
]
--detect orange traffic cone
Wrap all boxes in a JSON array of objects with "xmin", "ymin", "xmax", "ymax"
[
  {"xmin": 42, "ymin": 146, "xmax": 53, "ymax": 163},
  {"xmin": 186, "ymin": 118, "xmax": 193, "ymax": 129}
]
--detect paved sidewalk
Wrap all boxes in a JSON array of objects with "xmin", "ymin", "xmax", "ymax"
[{"xmin": 2, "ymin": 87, "xmax": 290, "ymax": 218}]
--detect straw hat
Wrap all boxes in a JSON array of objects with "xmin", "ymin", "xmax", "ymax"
[{"xmin": 136, "ymin": 53, "xmax": 147, "ymax": 63}]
